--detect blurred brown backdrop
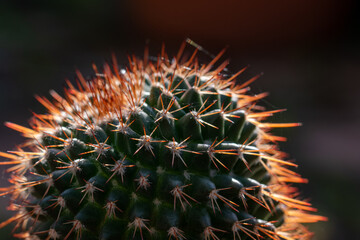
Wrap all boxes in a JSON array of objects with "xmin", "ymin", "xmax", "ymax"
[{"xmin": 0, "ymin": 0, "xmax": 359, "ymax": 239}]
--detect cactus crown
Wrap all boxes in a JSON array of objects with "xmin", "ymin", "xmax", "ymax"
[{"xmin": 0, "ymin": 43, "xmax": 326, "ymax": 240}]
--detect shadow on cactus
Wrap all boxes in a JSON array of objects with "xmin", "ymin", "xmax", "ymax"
[{"xmin": 0, "ymin": 42, "xmax": 326, "ymax": 240}]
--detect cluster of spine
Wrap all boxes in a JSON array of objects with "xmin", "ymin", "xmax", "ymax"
[{"xmin": 0, "ymin": 44, "xmax": 326, "ymax": 240}]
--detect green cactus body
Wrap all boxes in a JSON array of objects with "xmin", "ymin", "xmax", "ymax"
[{"xmin": 0, "ymin": 45, "xmax": 326, "ymax": 240}]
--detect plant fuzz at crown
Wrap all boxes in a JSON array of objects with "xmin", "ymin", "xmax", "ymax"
[{"xmin": 0, "ymin": 44, "xmax": 326, "ymax": 240}]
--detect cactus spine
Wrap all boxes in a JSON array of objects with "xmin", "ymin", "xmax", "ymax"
[{"xmin": 0, "ymin": 44, "xmax": 326, "ymax": 240}]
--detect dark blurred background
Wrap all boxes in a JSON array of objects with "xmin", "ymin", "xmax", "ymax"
[{"xmin": 0, "ymin": 0, "xmax": 359, "ymax": 239}]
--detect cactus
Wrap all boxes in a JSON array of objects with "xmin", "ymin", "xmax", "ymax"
[{"xmin": 0, "ymin": 44, "xmax": 326, "ymax": 240}]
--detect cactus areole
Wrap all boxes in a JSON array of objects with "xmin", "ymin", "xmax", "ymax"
[{"xmin": 0, "ymin": 44, "xmax": 326, "ymax": 240}]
